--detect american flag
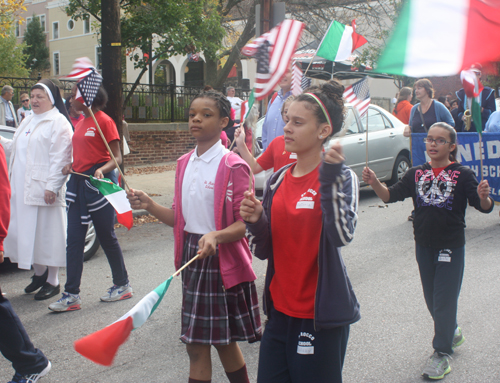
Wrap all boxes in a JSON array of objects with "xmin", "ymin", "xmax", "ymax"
[
  {"xmin": 249, "ymin": 20, "xmax": 305, "ymax": 100},
  {"xmin": 241, "ymin": 32, "xmax": 271, "ymax": 57},
  {"xmin": 63, "ymin": 57, "xmax": 95, "ymax": 80},
  {"xmin": 76, "ymin": 68, "xmax": 103, "ymax": 107},
  {"xmin": 188, "ymin": 53, "xmax": 200, "ymax": 62},
  {"xmin": 343, "ymin": 77, "xmax": 370, "ymax": 116},
  {"xmin": 291, "ymin": 61, "xmax": 311, "ymax": 96}
]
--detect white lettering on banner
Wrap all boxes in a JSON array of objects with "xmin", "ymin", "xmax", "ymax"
[
  {"xmin": 458, "ymin": 141, "xmax": 500, "ymax": 162},
  {"xmin": 487, "ymin": 141, "xmax": 500, "ymax": 159},
  {"xmin": 463, "ymin": 164, "xmax": 500, "ymax": 178}
]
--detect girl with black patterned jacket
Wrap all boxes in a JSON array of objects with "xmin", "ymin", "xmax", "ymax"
[{"xmin": 363, "ymin": 122, "xmax": 493, "ymax": 380}]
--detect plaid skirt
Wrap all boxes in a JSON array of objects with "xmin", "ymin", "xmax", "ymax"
[{"xmin": 180, "ymin": 233, "xmax": 262, "ymax": 345}]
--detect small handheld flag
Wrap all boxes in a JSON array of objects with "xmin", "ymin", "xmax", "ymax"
[
  {"xmin": 376, "ymin": 0, "xmax": 500, "ymax": 76},
  {"xmin": 74, "ymin": 277, "xmax": 173, "ymax": 366},
  {"xmin": 74, "ymin": 255, "xmax": 200, "ymax": 366},
  {"xmin": 316, "ymin": 20, "xmax": 367, "ymax": 63},
  {"xmin": 89, "ymin": 176, "xmax": 133, "ymax": 230},
  {"xmin": 291, "ymin": 61, "xmax": 312, "ymax": 96},
  {"xmin": 76, "ymin": 69, "xmax": 103, "ymax": 107},
  {"xmin": 343, "ymin": 77, "xmax": 371, "ymax": 117},
  {"xmin": 246, "ymin": 20, "xmax": 305, "ymax": 100}
]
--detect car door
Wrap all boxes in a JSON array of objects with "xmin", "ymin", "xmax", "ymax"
[
  {"xmin": 360, "ymin": 107, "xmax": 397, "ymax": 180},
  {"xmin": 330, "ymin": 107, "xmax": 366, "ymax": 180}
]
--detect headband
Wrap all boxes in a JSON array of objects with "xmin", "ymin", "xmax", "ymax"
[
  {"xmin": 35, "ymin": 82, "xmax": 55, "ymax": 105},
  {"xmin": 303, "ymin": 92, "xmax": 332, "ymax": 128}
]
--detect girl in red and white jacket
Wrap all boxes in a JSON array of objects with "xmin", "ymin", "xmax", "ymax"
[{"xmin": 127, "ymin": 91, "xmax": 261, "ymax": 383}]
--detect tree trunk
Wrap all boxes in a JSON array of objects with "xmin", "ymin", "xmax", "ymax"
[
  {"xmin": 213, "ymin": 11, "xmax": 256, "ymax": 89},
  {"xmin": 101, "ymin": 0, "xmax": 123, "ymax": 171}
]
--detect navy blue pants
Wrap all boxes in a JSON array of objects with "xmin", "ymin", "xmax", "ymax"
[
  {"xmin": 0, "ymin": 293, "xmax": 48, "ymax": 375},
  {"xmin": 257, "ymin": 307, "xmax": 349, "ymax": 383},
  {"xmin": 65, "ymin": 200, "xmax": 129, "ymax": 295},
  {"xmin": 416, "ymin": 244, "xmax": 465, "ymax": 355}
]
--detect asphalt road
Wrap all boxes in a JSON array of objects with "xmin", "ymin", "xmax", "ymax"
[{"xmin": 1, "ymin": 188, "xmax": 499, "ymax": 382}]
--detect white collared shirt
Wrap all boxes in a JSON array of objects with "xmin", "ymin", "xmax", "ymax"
[{"xmin": 182, "ymin": 140, "xmax": 229, "ymax": 234}]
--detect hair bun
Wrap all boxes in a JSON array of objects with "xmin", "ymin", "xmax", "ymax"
[{"xmin": 322, "ymin": 81, "xmax": 344, "ymax": 100}]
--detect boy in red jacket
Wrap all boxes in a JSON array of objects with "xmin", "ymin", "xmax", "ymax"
[{"xmin": 0, "ymin": 143, "xmax": 52, "ymax": 383}]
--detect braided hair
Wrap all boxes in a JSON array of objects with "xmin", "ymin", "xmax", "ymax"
[
  {"xmin": 295, "ymin": 79, "xmax": 345, "ymax": 138},
  {"xmin": 190, "ymin": 90, "xmax": 234, "ymax": 129}
]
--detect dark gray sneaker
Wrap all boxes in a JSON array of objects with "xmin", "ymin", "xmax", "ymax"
[
  {"xmin": 452, "ymin": 327, "xmax": 465, "ymax": 349},
  {"xmin": 422, "ymin": 352, "xmax": 451, "ymax": 380}
]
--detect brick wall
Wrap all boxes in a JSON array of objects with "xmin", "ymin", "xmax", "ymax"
[{"xmin": 125, "ymin": 122, "xmax": 196, "ymax": 166}]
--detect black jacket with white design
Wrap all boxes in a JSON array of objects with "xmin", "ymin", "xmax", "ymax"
[
  {"xmin": 246, "ymin": 161, "xmax": 360, "ymax": 330},
  {"xmin": 388, "ymin": 162, "xmax": 493, "ymax": 249}
]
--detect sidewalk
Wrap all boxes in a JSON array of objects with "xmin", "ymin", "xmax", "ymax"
[{"xmin": 124, "ymin": 162, "xmax": 176, "ymax": 217}]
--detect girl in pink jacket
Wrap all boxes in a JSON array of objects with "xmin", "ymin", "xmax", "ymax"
[{"xmin": 127, "ymin": 91, "xmax": 261, "ymax": 383}]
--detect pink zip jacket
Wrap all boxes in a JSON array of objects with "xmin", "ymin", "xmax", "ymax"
[{"xmin": 173, "ymin": 150, "xmax": 256, "ymax": 289}]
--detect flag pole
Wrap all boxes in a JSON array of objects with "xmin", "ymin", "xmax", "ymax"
[
  {"xmin": 172, "ymin": 254, "xmax": 200, "ymax": 277},
  {"xmin": 365, "ymin": 110, "xmax": 369, "ymax": 167},
  {"xmin": 479, "ymin": 135, "xmax": 484, "ymax": 182},
  {"xmin": 87, "ymin": 108, "xmax": 130, "ymax": 191},
  {"xmin": 304, "ymin": 21, "xmax": 332, "ymax": 77}
]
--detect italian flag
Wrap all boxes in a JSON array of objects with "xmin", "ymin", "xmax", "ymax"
[
  {"xmin": 240, "ymin": 91, "xmax": 255, "ymax": 122},
  {"xmin": 89, "ymin": 176, "xmax": 133, "ymax": 230},
  {"xmin": 376, "ymin": 0, "xmax": 500, "ymax": 76},
  {"xmin": 316, "ymin": 20, "xmax": 367, "ymax": 62},
  {"xmin": 74, "ymin": 276, "xmax": 173, "ymax": 366}
]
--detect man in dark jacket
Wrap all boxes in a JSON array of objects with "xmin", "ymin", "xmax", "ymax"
[{"xmin": 0, "ymin": 143, "xmax": 52, "ymax": 383}]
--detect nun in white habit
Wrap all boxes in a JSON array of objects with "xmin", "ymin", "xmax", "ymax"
[{"xmin": 0, "ymin": 79, "xmax": 73, "ymax": 300}]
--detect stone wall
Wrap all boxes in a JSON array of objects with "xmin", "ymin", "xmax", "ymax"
[{"xmin": 125, "ymin": 122, "xmax": 195, "ymax": 166}]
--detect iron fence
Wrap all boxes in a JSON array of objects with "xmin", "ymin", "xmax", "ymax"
[{"xmin": 0, "ymin": 76, "xmax": 251, "ymax": 122}]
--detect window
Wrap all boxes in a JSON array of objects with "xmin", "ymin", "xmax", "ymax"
[
  {"xmin": 26, "ymin": 17, "xmax": 32, "ymax": 25},
  {"xmin": 361, "ymin": 108, "xmax": 387, "ymax": 132},
  {"xmin": 39, "ymin": 15, "xmax": 46, "ymax": 31},
  {"xmin": 52, "ymin": 22, "xmax": 59, "ymax": 39},
  {"xmin": 67, "ymin": 19, "xmax": 75, "ymax": 31},
  {"xmin": 95, "ymin": 46, "xmax": 102, "ymax": 71},
  {"xmin": 53, "ymin": 52, "xmax": 60, "ymax": 76},
  {"xmin": 83, "ymin": 18, "xmax": 90, "ymax": 34},
  {"xmin": 15, "ymin": 23, "xmax": 20, "ymax": 37},
  {"xmin": 343, "ymin": 108, "xmax": 360, "ymax": 135}
]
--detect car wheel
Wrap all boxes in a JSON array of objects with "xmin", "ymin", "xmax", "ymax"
[
  {"xmin": 388, "ymin": 154, "xmax": 410, "ymax": 185},
  {"xmin": 84, "ymin": 222, "xmax": 100, "ymax": 262}
]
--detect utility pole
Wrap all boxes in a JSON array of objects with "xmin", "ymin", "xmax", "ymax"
[{"xmin": 101, "ymin": 0, "xmax": 124, "ymax": 172}]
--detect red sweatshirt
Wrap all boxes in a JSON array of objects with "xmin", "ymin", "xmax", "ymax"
[{"xmin": 0, "ymin": 144, "xmax": 10, "ymax": 252}]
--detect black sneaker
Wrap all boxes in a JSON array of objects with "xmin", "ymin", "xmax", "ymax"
[
  {"xmin": 24, "ymin": 269, "xmax": 48, "ymax": 294},
  {"xmin": 34, "ymin": 283, "xmax": 60, "ymax": 301}
]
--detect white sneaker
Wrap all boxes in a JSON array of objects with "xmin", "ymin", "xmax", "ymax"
[
  {"xmin": 100, "ymin": 284, "xmax": 133, "ymax": 302},
  {"xmin": 9, "ymin": 361, "xmax": 52, "ymax": 383},
  {"xmin": 48, "ymin": 293, "xmax": 81, "ymax": 312}
]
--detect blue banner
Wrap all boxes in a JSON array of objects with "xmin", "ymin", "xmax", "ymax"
[{"xmin": 412, "ymin": 132, "xmax": 500, "ymax": 203}]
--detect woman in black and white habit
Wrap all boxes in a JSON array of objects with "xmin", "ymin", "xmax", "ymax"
[{"xmin": 0, "ymin": 79, "xmax": 73, "ymax": 300}]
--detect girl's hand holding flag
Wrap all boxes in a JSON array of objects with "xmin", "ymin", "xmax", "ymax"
[
  {"xmin": 477, "ymin": 180, "xmax": 493, "ymax": 210},
  {"xmin": 240, "ymin": 191, "xmax": 263, "ymax": 224},
  {"xmin": 324, "ymin": 141, "xmax": 345, "ymax": 164}
]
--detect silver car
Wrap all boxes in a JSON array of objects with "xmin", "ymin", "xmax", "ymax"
[
  {"xmin": 254, "ymin": 103, "xmax": 411, "ymax": 194},
  {"xmin": 0, "ymin": 126, "xmax": 100, "ymax": 262}
]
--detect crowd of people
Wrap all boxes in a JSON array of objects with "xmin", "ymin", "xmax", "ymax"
[
  {"xmin": 0, "ymin": 79, "xmax": 133, "ymax": 383},
  {"xmin": 392, "ymin": 64, "xmax": 498, "ymax": 133},
  {"xmin": 0, "ymin": 63, "xmax": 497, "ymax": 383}
]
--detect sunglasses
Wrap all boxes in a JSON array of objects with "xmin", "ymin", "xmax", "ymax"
[{"xmin": 22, "ymin": 99, "xmax": 30, "ymax": 102}]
